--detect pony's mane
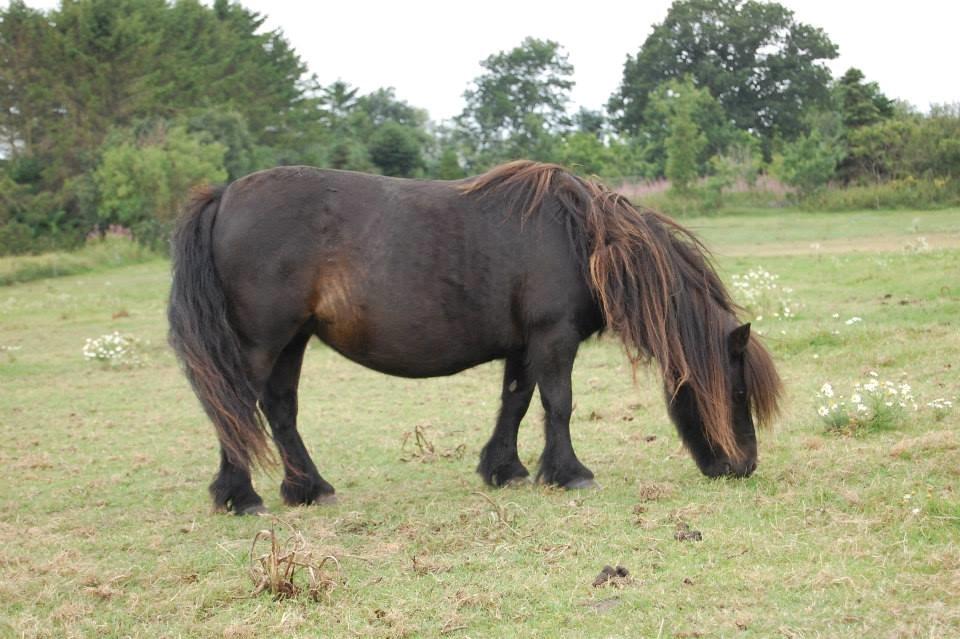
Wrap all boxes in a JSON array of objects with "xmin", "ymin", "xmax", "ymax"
[{"xmin": 461, "ymin": 161, "xmax": 782, "ymax": 460}]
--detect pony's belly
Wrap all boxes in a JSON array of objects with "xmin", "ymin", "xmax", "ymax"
[
  {"xmin": 316, "ymin": 329, "xmax": 503, "ymax": 378},
  {"xmin": 313, "ymin": 284, "xmax": 518, "ymax": 378}
]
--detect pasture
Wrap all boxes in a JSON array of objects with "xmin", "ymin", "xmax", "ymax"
[{"xmin": 1, "ymin": 208, "xmax": 958, "ymax": 638}]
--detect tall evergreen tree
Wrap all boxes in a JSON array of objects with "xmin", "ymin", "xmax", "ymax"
[
  {"xmin": 0, "ymin": 0, "xmax": 316, "ymax": 247},
  {"xmin": 836, "ymin": 68, "xmax": 894, "ymax": 130}
]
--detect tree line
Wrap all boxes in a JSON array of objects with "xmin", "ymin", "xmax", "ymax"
[{"xmin": 2, "ymin": 0, "xmax": 958, "ymax": 254}]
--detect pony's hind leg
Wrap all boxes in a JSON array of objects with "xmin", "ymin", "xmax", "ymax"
[
  {"xmin": 478, "ymin": 352, "xmax": 535, "ymax": 486},
  {"xmin": 260, "ymin": 328, "xmax": 336, "ymax": 506},
  {"xmin": 530, "ymin": 328, "xmax": 596, "ymax": 489},
  {"xmin": 210, "ymin": 447, "xmax": 267, "ymax": 515},
  {"xmin": 207, "ymin": 343, "xmax": 278, "ymax": 515}
]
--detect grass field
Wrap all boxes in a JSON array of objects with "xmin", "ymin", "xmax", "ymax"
[{"xmin": 1, "ymin": 208, "xmax": 958, "ymax": 638}]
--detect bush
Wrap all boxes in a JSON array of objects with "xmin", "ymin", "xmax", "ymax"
[
  {"xmin": 95, "ymin": 122, "xmax": 227, "ymax": 248},
  {"xmin": 368, "ymin": 122, "xmax": 424, "ymax": 177},
  {"xmin": 773, "ymin": 130, "xmax": 843, "ymax": 196},
  {"xmin": 804, "ymin": 176, "xmax": 960, "ymax": 210},
  {"xmin": 0, "ymin": 222, "xmax": 34, "ymax": 256}
]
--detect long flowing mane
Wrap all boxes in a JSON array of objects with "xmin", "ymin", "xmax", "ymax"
[{"xmin": 461, "ymin": 161, "xmax": 782, "ymax": 460}]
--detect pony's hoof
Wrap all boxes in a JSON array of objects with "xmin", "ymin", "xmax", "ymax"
[
  {"xmin": 238, "ymin": 504, "xmax": 269, "ymax": 516},
  {"xmin": 564, "ymin": 478, "xmax": 601, "ymax": 490},
  {"xmin": 504, "ymin": 476, "xmax": 533, "ymax": 488}
]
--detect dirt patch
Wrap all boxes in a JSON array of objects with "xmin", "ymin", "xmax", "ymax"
[
  {"xmin": 580, "ymin": 596, "xmax": 621, "ymax": 613},
  {"xmin": 890, "ymin": 431, "xmax": 957, "ymax": 458}
]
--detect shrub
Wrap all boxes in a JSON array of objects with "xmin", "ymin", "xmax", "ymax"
[
  {"xmin": 94, "ymin": 122, "xmax": 227, "ymax": 248},
  {"xmin": 0, "ymin": 222, "xmax": 34, "ymax": 257},
  {"xmin": 773, "ymin": 130, "xmax": 844, "ymax": 196},
  {"xmin": 803, "ymin": 177, "xmax": 960, "ymax": 210}
]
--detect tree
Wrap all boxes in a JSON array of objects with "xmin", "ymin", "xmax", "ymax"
[
  {"xmin": 833, "ymin": 68, "xmax": 896, "ymax": 182},
  {"xmin": 318, "ymin": 80, "xmax": 360, "ymax": 127},
  {"xmin": 94, "ymin": 122, "xmax": 226, "ymax": 244},
  {"xmin": 0, "ymin": 0, "xmax": 316, "ymax": 245},
  {"xmin": 456, "ymin": 37, "xmax": 574, "ymax": 167},
  {"xmin": 609, "ymin": 0, "xmax": 837, "ymax": 154},
  {"xmin": 845, "ymin": 117, "xmax": 914, "ymax": 181},
  {"xmin": 836, "ymin": 68, "xmax": 894, "ymax": 130},
  {"xmin": 774, "ymin": 130, "xmax": 843, "ymax": 196},
  {"xmin": 639, "ymin": 77, "xmax": 736, "ymax": 177},
  {"xmin": 665, "ymin": 93, "xmax": 707, "ymax": 192},
  {"xmin": 573, "ymin": 108, "xmax": 607, "ymax": 138},
  {"xmin": 187, "ymin": 109, "xmax": 259, "ymax": 180},
  {"xmin": 0, "ymin": 1, "xmax": 62, "ymax": 162},
  {"xmin": 434, "ymin": 147, "xmax": 466, "ymax": 180},
  {"xmin": 368, "ymin": 121, "xmax": 424, "ymax": 177},
  {"xmin": 355, "ymin": 87, "xmax": 427, "ymax": 130}
]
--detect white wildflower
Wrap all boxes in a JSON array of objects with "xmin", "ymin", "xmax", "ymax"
[{"xmin": 82, "ymin": 332, "xmax": 144, "ymax": 369}]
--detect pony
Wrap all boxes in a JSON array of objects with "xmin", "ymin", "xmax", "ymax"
[{"xmin": 168, "ymin": 161, "xmax": 782, "ymax": 514}]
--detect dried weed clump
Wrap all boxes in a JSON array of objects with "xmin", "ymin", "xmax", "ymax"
[
  {"xmin": 400, "ymin": 424, "xmax": 466, "ymax": 463},
  {"xmin": 249, "ymin": 520, "xmax": 342, "ymax": 603}
]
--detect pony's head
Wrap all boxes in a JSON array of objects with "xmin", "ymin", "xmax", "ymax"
[{"xmin": 667, "ymin": 321, "xmax": 779, "ymax": 477}]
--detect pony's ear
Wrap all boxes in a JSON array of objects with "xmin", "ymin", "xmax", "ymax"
[{"xmin": 729, "ymin": 322, "xmax": 751, "ymax": 356}]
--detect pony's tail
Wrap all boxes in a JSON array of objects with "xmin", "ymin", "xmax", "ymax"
[{"xmin": 167, "ymin": 185, "xmax": 273, "ymax": 471}]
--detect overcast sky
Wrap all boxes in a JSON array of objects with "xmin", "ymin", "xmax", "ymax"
[{"xmin": 15, "ymin": 0, "xmax": 960, "ymax": 121}]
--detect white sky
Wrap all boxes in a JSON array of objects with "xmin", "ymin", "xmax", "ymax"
[{"xmin": 14, "ymin": 0, "xmax": 960, "ymax": 122}]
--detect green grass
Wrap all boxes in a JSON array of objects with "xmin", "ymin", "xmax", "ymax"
[
  {"xmin": 687, "ymin": 207, "xmax": 960, "ymax": 254},
  {"xmin": 0, "ymin": 235, "xmax": 159, "ymax": 287},
  {"xmin": 1, "ymin": 209, "xmax": 958, "ymax": 638}
]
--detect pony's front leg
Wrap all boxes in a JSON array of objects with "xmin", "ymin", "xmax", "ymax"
[
  {"xmin": 478, "ymin": 352, "xmax": 535, "ymax": 486},
  {"xmin": 531, "ymin": 329, "xmax": 596, "ymax": 489},
  {"xmin": 260, "ymin": 332, "xmax": 336, "ymax": 506}
]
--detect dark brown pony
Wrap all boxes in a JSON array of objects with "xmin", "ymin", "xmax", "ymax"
[{"xmin": 168, "ymin": 161, "xmax": 781, "ymax": 514}]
